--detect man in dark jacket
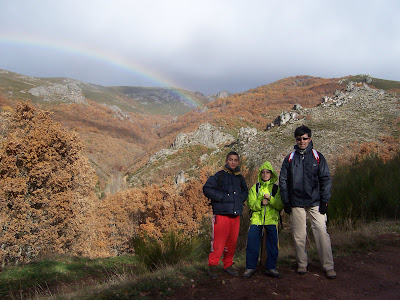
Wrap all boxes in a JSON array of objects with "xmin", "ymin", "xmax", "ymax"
[
  {"xmin": 279, "ymin": 125, "xmax": 336, "ymax": 279},
  {"xmin": 203, "ymin": 151, "xmax": 248, "ymax": 279}
]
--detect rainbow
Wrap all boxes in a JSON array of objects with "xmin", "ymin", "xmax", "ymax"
[{"xmin": 0, "ymin": 33, "xmax": 202, "ymax": 108}]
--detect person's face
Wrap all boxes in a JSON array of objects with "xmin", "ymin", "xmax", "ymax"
[
  {"xmin": 226, "ymin": 155, "xmax": 240, "ymax": 170},
  {"xmin": 296, "ymin": 134, "xmax": 311, "ymax": 150},
  {"xmin": 261, "ymin": 169, "xmax": 272, "ymax": 182}
]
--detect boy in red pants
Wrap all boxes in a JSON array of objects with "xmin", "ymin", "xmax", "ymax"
[{"xmin": 203, "ymin": 151, "xmax": 248, "ymax": 279}]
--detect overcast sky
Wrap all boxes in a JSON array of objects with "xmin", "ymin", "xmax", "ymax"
[{"xmin": 0, "ymin": 0, "xmax": 399, "ymax": 95}]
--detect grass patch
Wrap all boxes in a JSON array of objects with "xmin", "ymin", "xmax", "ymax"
[
  {"xmin": 131, "ymin": 231, "xmax": 207, "ymax": 271},
  {"xmin": 0, "ymin": 255, "xmax": 139, "ymax": 299}
]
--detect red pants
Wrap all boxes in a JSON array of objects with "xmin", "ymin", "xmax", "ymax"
[{"xmin": 208, "ymin": 215, "xmax": 240, "ymax": 269}]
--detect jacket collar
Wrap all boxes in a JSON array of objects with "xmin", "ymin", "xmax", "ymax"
[
  {"xmin": 224, "ymin": 164, "xmax": 241, "ymax": 176},
  {"xmin": 294, "ymin": 140, "xmax": 314, "ymax": 154}
]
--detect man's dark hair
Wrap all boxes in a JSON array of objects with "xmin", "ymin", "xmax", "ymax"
[
  {"xmin": 294, "ymin": 125, "xmax": 312, "ymax": 138},
  {"xmin": 226, "ymin": 151, "xmax": 240, "ymax": 160}
]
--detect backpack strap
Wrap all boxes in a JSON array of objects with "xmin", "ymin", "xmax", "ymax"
[
  {"xmin": 288, "ymin": 151, "xmax": 295, "ymax": 163},
  {"xmin": 256, "ymin": 183, "xmax": 277, "ymax": 197},
  {"xmin": 288, "ymin": 150, "xmax": 320, "ymax": 164},
  {"xmin": 312, "ymin": 149, "xmax": 320, "ymax": 164},
  {"xmin": 271, "ymin": 184, "xmax": 278, "ymax": 197},
  {"xmin": 256, "ymin": 182, "xmax": 261, "ymax": 196}
]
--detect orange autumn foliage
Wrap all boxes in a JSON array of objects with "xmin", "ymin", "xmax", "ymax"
[
  {"xmin": 0, "ymin": 102, "xmax": 97, "ymax": 265},
  {"xmin": 92, "ymin": 174, "xmax": 212, "ymax": 255},
  {"xmin": 337, "ymin": 136, "xmax": 400, "ymax": 166}
]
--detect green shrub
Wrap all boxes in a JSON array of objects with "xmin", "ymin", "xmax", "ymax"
[
  {"xmin": 131, "ymin": 231, "xmax": 207, "ymax": 271},
  {"xmin": 329, "ymin": 151, "xmax": 400, "ymax": 224}
]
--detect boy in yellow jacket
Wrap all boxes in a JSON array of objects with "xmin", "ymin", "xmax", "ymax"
[{"xmin": 243, "ymin": 161, "xmax": 284, "ymax": 278}]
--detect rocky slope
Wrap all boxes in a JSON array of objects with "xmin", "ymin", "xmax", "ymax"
[{"xmin": 130, "ymin": 78, "xmax": 399, "ymax": 186}]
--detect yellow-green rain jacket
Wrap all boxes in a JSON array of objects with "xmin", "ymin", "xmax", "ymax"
[{"xmin": 247, "ymin": 161, "xmax": 284, "ymax": 225}]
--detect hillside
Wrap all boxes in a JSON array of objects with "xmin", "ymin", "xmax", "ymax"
[
  {"xmin": 0, "ymin": 69, "xmax": 211, "ymax": 115},
  {"xmin": 126, "ymin": 75, "xmax": 400, "ymax": 187},
  {"xmin": 1, "ymin": 70, "xmax": 399, "ymax": 195}
]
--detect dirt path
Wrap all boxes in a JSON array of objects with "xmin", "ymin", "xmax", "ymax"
[{"xmin": 169, "ymin": 233, "xmax": 400, "ymax": 300}]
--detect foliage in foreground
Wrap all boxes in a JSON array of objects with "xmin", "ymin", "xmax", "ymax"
[
  {"xmin": 1, "ymin": 221, "xmax": 398, "ymax": 300},
  {"xmin": 131, "ymin": 230, "xmax": 208, "ymax": 271},
  {"xmin": 330, "ymin": 150, "xmax": 400, "ymax": 223}
]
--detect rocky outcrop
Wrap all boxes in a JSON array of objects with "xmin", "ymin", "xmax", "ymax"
[
  {"xmin": 321, "ymin": 82, "xmax": 385, "ymax": 108},
  {"xmin": 173, "ymin": 123, "xmax": 234, "ymax": 149},
  {"xmin": 215, "ymin": 91, "xmax": 231, "ymax": 98},
  {"xmin": 29, "ymin": 82, "xmax": 87, "ymax": 104},
  {"xmin": 265, "ymin": 81, "xmax": 386, "ymax": 131},
  {"xmin": 148, "ymin": 123, "xmax": 235, "ymax": 163},
  {"xmin": 266, "ymin": 104, "xmax": 304, "ymax": 130},
  {"xmin": 231, "ymin": 80, "xmax": 398, "ymax": 174}
]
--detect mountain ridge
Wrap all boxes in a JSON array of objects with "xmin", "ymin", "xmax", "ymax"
[
  {"xmin": 1, "ymin": 69, "xmax": 399, "ymax": 195},
  {"xmin": 0, "ymin": 68, "xmax": 212, "ymax": 116}
]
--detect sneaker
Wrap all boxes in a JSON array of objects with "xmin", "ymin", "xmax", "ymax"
[
  {"xmin": 326, "ymin": 269, "xmax": 337, "ymax": 279},
  {"xmin": 242, "ymin": 268, "xmax": 256, "ymax": 278},
  {"xmin": 265, "ymin": 269, "xmax": 282, "ymax": 278},
  {"xmin": 297, "ymin": 266, "xmax": 307, "ymax": 275},
  {"xmin": 208, "ymin": 265, "xmax": 218, "ymax": 279},
  {"xmin": 224, "ymin": 265, "xmax": 239, "ymax": 277}
]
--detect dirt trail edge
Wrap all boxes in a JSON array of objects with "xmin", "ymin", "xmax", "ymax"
[{"xmin": 169, "ymin": 233, "xmax": 400, "ymax": 300}]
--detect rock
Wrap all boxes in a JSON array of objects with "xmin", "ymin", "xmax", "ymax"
[
  {"xmin": 274, "ymin": 111, "xmax": 299, "ymax": 126},
  {"xmin": 175, "ymin": 170, "xmax": 186, "ymax": 186},
  {"xmin": 29, "ymin": 83, "xmax": 87, "ymax": 104},
  {"xmin": 239, "ymin": 127, "xmax": 257, "ymax": 144},
  {"xmin": 293, "ymin": 104, "xmax": 303, "ymax": 110},
  {"xmin": 215, "ymin": 91, "xmax": 231, "ymax": 98},
  {"xmin": 173, "ymin": 123, "xmax": 235, "ymax": 149},
  {"xmin": 149, "ymin": 123, "xmax": 234, "ymax": 164}
]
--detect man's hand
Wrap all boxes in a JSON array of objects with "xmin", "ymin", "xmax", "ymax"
[{"xmin": 319, "ymin": 201, "xmax": 328, "ymax": 215}]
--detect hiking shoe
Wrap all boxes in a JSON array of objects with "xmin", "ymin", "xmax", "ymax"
[
  {"xmin": 242, "ymin": 268, "xmax": 256, "ymax": 278},
  {"xmin": 265, "ymin": 269, "xmax": 282, "ymax": 278},
  {"xmin": 297, "ymin": 266, "xmax": 307, "ymax": 275},
  {"xmin": 224, "ymin": 265, "xmax": 239, "ymax": 277},
  {"xmin": 208, "ymin": 265, "xmax": 218, "ymax": 279},
  {"xmin": 326, "ymin": 269, "xmax": 337, "ymax": 279}
]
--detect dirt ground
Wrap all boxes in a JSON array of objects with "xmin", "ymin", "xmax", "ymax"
[{"xmin": 169, "ymin": 232, "xmax": 400, "ymax": 300}]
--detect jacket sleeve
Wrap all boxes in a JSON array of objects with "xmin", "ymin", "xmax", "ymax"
[
  {"xmin": 268, "ymin": 188, "xmax": 284, "ymax": 212},
  {"xmin": 318, "ymin": 153, "xmax": 332, "ymax": 203},
  {"xmin": 240, "ymin": 175, "xmax": 249, "ymax": 203},
  {"xmin": 203, "ymin": 173, "xmax": 224, "ymax": 203},
  {"xmin": 247, "ymin": 184, "xmax": 263, "ymax": 212},
  {"xmin": 279, "ymin": 156, "xmax": 290, "ymax": 205}
]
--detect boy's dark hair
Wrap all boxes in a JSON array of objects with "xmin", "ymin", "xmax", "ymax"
[
  {"xmin": 294, "ymin": 125, "xmax": 312, "ymax": 138},
  {"xmin": 226, "ymin": 151, "xmax": 240, "ymax": 160}
]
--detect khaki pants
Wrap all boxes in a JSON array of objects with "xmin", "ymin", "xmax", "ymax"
[{"xmin": 290, "ymin": 206, "xmax": 334, "ymax": 271}]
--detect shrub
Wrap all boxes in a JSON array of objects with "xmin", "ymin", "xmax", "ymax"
[
  {"xmin": 131, "ymin": 231, "xmax": 206, "ymax": 271},
  {"xmin": 0, "ymin": 102, "xmax": 96, "ymax": 265},
  {"xmin": 329, "ymin": 151, "xmax": 400, "ymax": 224}
]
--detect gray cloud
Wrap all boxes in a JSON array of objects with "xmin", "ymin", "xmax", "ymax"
[{"xmin": 0, "ymin": 0, "xmax": 399, "ymax": 94}]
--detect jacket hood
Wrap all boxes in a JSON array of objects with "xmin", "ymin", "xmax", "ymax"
[{"xmin": 257, "ymin": 161, "xmax": 278, "ymax": 184}]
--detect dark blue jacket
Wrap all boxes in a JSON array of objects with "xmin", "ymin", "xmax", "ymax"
[
  {"xmin": 203, "ymin": 167, "xmax": 248, "ymax": 216},
  {"xmin": 279, "ymin": 142, "xmax": 332, "ymax": 207}
]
